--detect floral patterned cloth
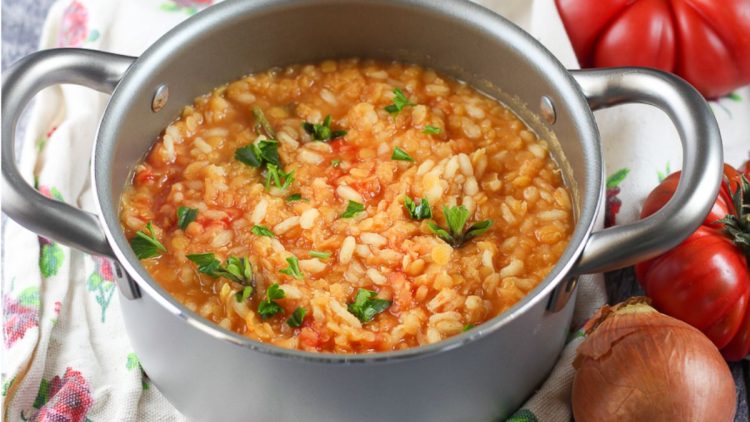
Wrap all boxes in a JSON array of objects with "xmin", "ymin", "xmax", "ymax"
[{"xmin": 1, "ymin": 0, "xmax": 748, "ymax": 421}]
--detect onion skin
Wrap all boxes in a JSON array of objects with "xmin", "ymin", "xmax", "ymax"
[{"xmin": 572, "ymin": 299, "xmax": 736, "ymax": 422}]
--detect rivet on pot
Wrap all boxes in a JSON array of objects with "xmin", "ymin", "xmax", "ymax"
[
  {"xmin": 540, "ymin": 95, "xmax": 556, "ymax": 125},
  {"xmin": 152, "ymin": 84, "xmax": 169, "ymax": 112}
]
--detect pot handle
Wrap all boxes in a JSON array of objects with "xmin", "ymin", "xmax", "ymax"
[
  {"xmin": 569, "ymin": 68, "xmax": 723, "ymax": 275},
  {"xmin": 2, "ymin": 48, "xmax": 135, "ymax": 257}
]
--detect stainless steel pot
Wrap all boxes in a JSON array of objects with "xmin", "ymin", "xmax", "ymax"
[{"xmin": 2, "ymin": 0, "xmax": 723, "ymax": 420}]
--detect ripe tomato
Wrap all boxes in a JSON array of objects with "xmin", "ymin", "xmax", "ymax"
[
  {"xmin": 635, "ymin": 165, "xmax": 750, "ymax": 360},
  {"xmin": 555, "ymin": 0, "xmax": 750, "ymax": 99}
]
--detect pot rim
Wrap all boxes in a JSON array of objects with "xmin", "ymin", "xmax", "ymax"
[{"xmin": 92, "ymin": 0, "xmax": 601, "ymax": 364}]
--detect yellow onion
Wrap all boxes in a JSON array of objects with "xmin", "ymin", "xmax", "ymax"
[{"xmin": 572, "ymin": 297, "xmax": 736, "ymax": 421}]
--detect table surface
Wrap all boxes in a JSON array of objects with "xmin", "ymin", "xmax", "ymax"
[{"xmin": 2, "ymin": 1, "xmax": 748, "ymax": 420}]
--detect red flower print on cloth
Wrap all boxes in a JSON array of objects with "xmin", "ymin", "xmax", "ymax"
[
  {"xmin": 3, "ymin": 287, "xmax": 39, "ymax": 348},
  {"xmin": 87, "ymin": 257, "xmax": 116, "ymax": 323},
  {"xmin": 28, "ymin": 368, "xmax": 93, "ymax": 422},
  {"xmin": 58, "ymin": 1, "xmax": 88, "ymax": 47}
]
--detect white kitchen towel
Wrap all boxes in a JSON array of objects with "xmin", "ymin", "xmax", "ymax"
[{"xmin": 2, "ymin": 1, "xmax": 747, "ymax": 421}]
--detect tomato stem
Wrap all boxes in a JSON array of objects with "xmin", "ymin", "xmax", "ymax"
[{"xmin": 719, "ymin": 175, "xmax": 750, "ymax": 262}]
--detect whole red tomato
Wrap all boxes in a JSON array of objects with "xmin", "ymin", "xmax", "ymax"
[
  {"xmin": 555, "ymin": 0, "xmax": 750, "ymax": 99},
  {"xmin": 635, "ymin": 165, "xmax": 750, "ymax": 360}
]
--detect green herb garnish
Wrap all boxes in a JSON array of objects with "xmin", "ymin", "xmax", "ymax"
[
  {"xmin": 252, "ymin": 106, "xmax": 276, "ymax": 139},
  {"xmin": 347, "ymin": 288, "xmax": 392, "ymax": 323},
  {"xmin": 235, "ymin": 286, "xmax": 254, "ymax": 303},
  {"xmin": 187, "ymin": 253, "xmax": 253, "ymax": 285},
  {"xmin": 341, "ymin": 200, "xmax": 366, "ymax": 218},
  {"xmin": 286, "ymin": 193, "xmax": 304, "ymax": 202},
  {"xmin": 427, "ymin": 205, "xmax": 493, "ymax": 248},
  {"xmin": 403, "ymin": 196, "xmax": 432, "ymax": 220},
  {"xmin": 287, "ymin": 307, "xmax": 307, "ymax": 327},
  {"xmin": 463, "ymin": 324, "xmax": 475, "ymax": 331},
  {"xmin": 265, "ymin": 164, "xmax": 294, "ymax": 191},
  {"xmin": 130, "ymin": 222, "xmax": 167, "ymax": 260},
  {"xmin": 235, "ymin": 139, "xmax": 281, "ymax": 168},
  {"xmin": 422, "ymin": 125, "xmax": 442, "ymax": 135},
  {"xmin": 331, "ymin": 159, "xmax": 341, "ymax": 168},
  {"xmin": 186, "ymin": 252, "xmax": 221, "ymax": 276},
  {"xmin": 391, "ymin": 147, "xmax": 415, "ymax": 162},
  {"xmin": 258, "ymin": 283, "xmax": 285, "ymax": 319},
  {"xmin": 384, "ymin": 88, "xmax": 415, "ymax": 116},
  {"xmin": 251, "ymin": 225, "xmax": 275, "ymax": 238},
  {"xmin": 302, "ymin": 115, "xmax": 347, "ymax": 142},
  {"xmin": 279, "ymin": 255, "xmax": 303, "ymax": 280},
  {"xmin": 176, "ymin": 206, "xmax": 198, "ymax": 230},
  {"xmin": 309, "ymin": 250, "xmax": 332, "ymax": 259}
]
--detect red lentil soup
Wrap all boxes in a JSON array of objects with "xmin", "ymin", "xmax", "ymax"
[{"xmin": 119, "ymin": 59, "xmax": 573, "ymax": 353}]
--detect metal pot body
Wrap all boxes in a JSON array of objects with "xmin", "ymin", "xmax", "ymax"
[
  {"xmin": 1, "ymin": 0, "xmax": 723, "ymax": 421},
  {"xmin": 119, "ymin": 275, "xmax": 576, "ymax": 421}
]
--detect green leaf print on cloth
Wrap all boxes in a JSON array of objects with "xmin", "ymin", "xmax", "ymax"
[
  {"xmin": 2, "ymin": 377, "xmax": 15, "ymax": 397},
  {"xmin": 126, "ymin": 353, "xmax": 150, "ymax": 390},
  {"xmin": 712, "ymin": 91, "xmax": 743, "ymax": 118},
  {"xmin": 605, "ymin": 168, "xmax": 630, "ymax": 228},
  {"xmin": 160, "ymin": 0, "xmax": 213, "ymax": 15},
  {"xmin": 37, "ymin": 186, "xmax": 66, "ymax": 277},
  {"xmin": 87, "ymin": 257, "xmax": 116, "ymax": 323},
  {"xmin": 657, "ymin": 161, "xmax": 671, "ymax": 182},
  {"xmin": 39, "ymin": 243, "xmax": 64, "ymax": 278},
  {"xmin": 505, "ymin": 408, "xmax": 539, "ymax": 422}
]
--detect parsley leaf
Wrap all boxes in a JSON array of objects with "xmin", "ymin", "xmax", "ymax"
[
  {"xmin": 286, "ymin": 193, "xmax": 304, "ymax": 202},
  {"xmin": 444, "ymin": 205, "xmax": 470, "ymax": 239},
  {"xmin": 251, "ymin": 225, "xmax": 275, "ymax": 238},
  {"xmin": 235, "ymin": 140, "xmax": 281, "ymax": 168},
  {"xmin": 464, "ymin": 220, "xmax": 493, "ymax": 242},
  {"xmin": 384, "ymin": 88, "xmax": 415, "ymax": 116},
  {"xmin": 341, "ymin": 200, "xmax": 365, "ymax": 218},
  {"xmin": 267, "ymin": 283, "xmax": 285, "ymax": 300},
  {"xmin": 234, "ymin": 144, "xmax": 263, "ymax": 167},
  {"xmin": 252, "ymin": 106, "xmax": 276, "ymax": 139},
  {"xmin": 331, "ymin": 159, "xmax": 341, "ymax": 168},
  {"xmin": 302, "ymin": 115, "xmax": 347, "ymax": 142},
  {"xmin": 186, "ymin": 253, "xmax": 220, "ymax": 275},
  {"xmin": 287, "ymin": 307, "xmax": 307, "ymax": 327},
  {"xmin": 265, "ymin": 164, "xmax": 294, "ymax": 191},
  {"xmin": 176, "ymin": 206, "xmax": 198, "ymax": 230},
  {"xmin": 257, "ymin": 140, "xmax": 281, "ymax": 167},
  {"xmin": 279, "ymin": 255, "xmax": 304, "ymax": 280},
  {"xmin": 427, "ymin": 222, "xmax": 454, "ymax": 245},
  {"xmin": 309, "ymin": 250, "xmax": 331, "ymax": 259},
  {"xmin": 403, "ymin": 196, "xmax": 432, "ymax": 220},
  {"xmin": 187, "ymin": 253, "xmax": 253, "ymax": 285},
  {"xmin": 224, "ymin": 256, "xmax": 254, "ymax": 284},
  {"xmin": 422, "ymin": 125, "xmax": 442, "ymax": 135},
  {"xmin": 392, "ymin": 147, "xmax": 415, "ymax": 162},
  {"xmin": 427, "ymin": 205, "xmax": 493, "ymax": 248},
  {"xmin": 235, "ymin": 286, "xmax": 254, "ymax": 303},
  {"xmin": 130, "ymin": 222, "xmax": 167, "ymax": 260},
  {"xmin": 258, "ymin": 283, "xmax": 285, "ymax": 319},
  {"xmin": 463, "ymin": 324, "xmax": 475, "ymax": 331},
  {"xmin": 347, "ymin": 288, "xmax": 392, "ymax": 323}
]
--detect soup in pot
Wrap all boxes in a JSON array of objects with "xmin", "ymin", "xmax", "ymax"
[{"xmin": 119, "ymin": 59, "xmax": 573, "ymax": 353}]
